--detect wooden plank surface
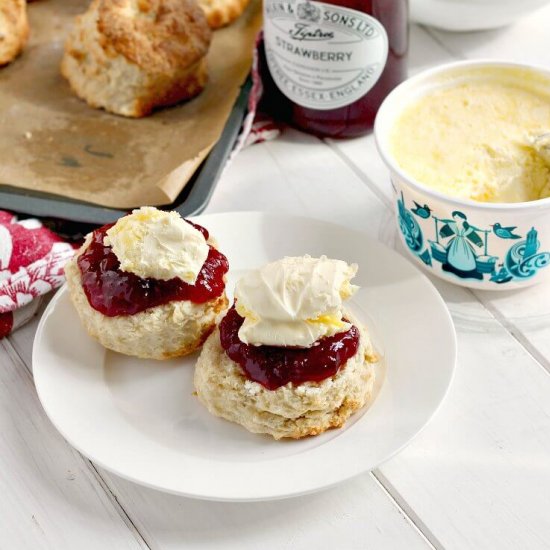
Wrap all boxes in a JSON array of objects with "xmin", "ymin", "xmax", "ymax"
[
  {"xmin": 0, "ymin": 339, "xmax": 148, "ymax": 550},
  {"xmin": 318, "ymin": 16, "xmax": 550, "ymax": 550},
  {"xmin": 4, "ymin": 10, "xmax": 550, "ymax": 550},
  {"xmin": 94, "ymin": 469, "xmax": 435, "ymax": 550}
]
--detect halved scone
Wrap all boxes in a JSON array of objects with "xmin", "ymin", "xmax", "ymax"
[
  {"xmin": 194, "ymin": 256, "xmax": 378, "ymax": 439},
  {"xmin": 195, "ymin": 316, "xmax": 376, "ymax": 439},
  {"xmin": 65, "ymin": 207, "xmax": 229, "ymax": 359}
]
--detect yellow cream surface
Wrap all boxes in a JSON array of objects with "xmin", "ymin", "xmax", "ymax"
[{"xmin": 391, "ymin": 76, "xmax": 550, "ymax": 203}]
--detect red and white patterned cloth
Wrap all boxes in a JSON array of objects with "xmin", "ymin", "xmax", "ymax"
[
  {"xmin": 0, "ymin": 212, "xmax": 76, "ymax": 338},
  {"xmin": 230, "ymin": 35, "xmax": 280, "ymax": 157}
]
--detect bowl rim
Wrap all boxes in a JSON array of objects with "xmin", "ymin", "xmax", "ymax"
[{"xmin": 374, "ymin": 59, "xmax": 550, "ymax": 212}]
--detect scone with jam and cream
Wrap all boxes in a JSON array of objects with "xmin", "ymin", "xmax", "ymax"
[
  {"xmin": 194, "ymin": 256, "xmax": 377, "ymax": 439},
  {"xmin": 65, "ymin": 207, "xmax": 229, "ymax": 359}
]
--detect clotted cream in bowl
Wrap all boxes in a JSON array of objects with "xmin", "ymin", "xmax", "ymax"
[{"xmin": 375, "ymin": 61, "xmax": 550, "ymax": 290}]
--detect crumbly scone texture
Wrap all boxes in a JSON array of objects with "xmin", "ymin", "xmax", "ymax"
[
  {"xmin": 0, "ymin": 0, "xmax": 29, "ymax": 66},
  {"xmin": 198, "ymin": 0, "xmax": 250, "ymax": 28},
  {"xmin": 194, "ymin": 318, "xmax": 377, "ymax": 439},
  {"xmin": 65, "ymin": 236, "xmax": 228, "ymax": 360},
  {"xmin": 61, "ymin": 0, "xmax": 211, "ymax": 117}
]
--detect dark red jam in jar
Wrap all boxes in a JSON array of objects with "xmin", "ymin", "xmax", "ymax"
[
  {"xmin": 219, "ymin": 305, "xmax": 360, "ymax": 390},
  {"xmin": 262, "ymin": 0, "xmax": 408, "ymax": 137},
  {"xmin": 77, "ymin": 222, "xmax": 229, "ymax": 317}
]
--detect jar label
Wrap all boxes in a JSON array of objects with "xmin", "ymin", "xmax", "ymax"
[{"xmin": 264, "ymin": 0, "xmax": 389, "ymax": 111}]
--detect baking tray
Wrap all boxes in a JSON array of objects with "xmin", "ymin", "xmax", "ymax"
[{"xmin": 0, "ymin": 78, "xmax": 252, "ymax": 225}]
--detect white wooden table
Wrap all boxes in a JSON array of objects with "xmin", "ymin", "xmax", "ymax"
[{"xmin": 3, "ymin": 8, "xmax": 550, "ymax": 549}]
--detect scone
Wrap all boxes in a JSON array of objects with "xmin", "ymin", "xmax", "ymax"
[
  {"xmin": 0, "ymin": 0, "xmax": 29, "ymax": 66},
  {"xmin": 65, "ymin": 207, "xmax": 229, "ymax": 359},
  {"xmin": 198, "ymin": 0, "xmax": 251, "ymax": 29},
  {"xmin": 61, "ymin": 0, "xmax": 212, "ymax": 117},
  {"xmin": 194, "ymin": 256, "xmax": 378, "ymax": 439}
]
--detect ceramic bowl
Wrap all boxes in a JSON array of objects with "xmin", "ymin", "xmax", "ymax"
[
  {"xmin": 410, "ymin": 0, "xmax": 549, "ymax": 31},
  {"xmin": 374, "ymin": 60, "xmax": 550, "ymax": 290}
]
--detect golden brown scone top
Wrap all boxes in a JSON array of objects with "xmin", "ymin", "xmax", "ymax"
[
  {"xmin": 0, "ymin": 0, "xmax": 29, "ymax": 66},
  {"xmin": 197, "ymin": 0, "xmax": 251, "ymax": 29},
  {"xmin": 96, "ymin": 0, "xmax": 212, "ymax": 73}
]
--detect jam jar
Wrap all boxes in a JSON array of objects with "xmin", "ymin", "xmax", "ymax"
[{"xmin": 261, "ymin": 0, "xmax": 408, "ymax": 138}]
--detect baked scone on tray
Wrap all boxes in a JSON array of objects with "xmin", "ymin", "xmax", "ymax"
[
  {"xmin": 0, "ymin": 0, "xmax": 29, "ymax": 66},
  {"xmin": 194, "ymin": 256, "xmax": 378, "ymax": 439},
  {"xmin": 61, "ymin": 0, "xmax": 212, "ymax": 117},
  {"xmin": 65, "ymin": 207, "xmax": 229, "ymax": 359},
  {"xmin": 198, "ymin": 0, "xmax": 251, "ymax": 29}
]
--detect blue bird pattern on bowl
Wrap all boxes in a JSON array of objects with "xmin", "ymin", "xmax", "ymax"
[{"xmin": 396, "ymin": 192, "xmax": 550, "ymax": 284}]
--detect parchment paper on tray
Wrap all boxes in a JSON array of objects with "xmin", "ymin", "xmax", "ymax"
[{"xmin": 0, "ymin": 0, "xmax": 262, "ymax": 209}]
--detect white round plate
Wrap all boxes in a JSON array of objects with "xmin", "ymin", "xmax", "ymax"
[{"xmin": 33, "ymin": 212, "xmax": 456, "ymax": 502}]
